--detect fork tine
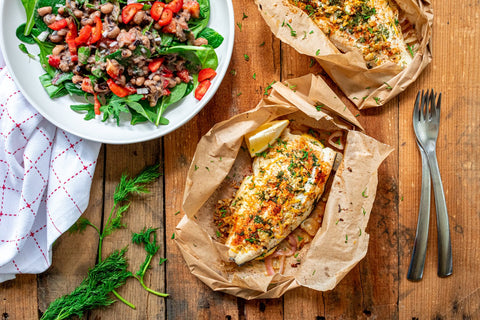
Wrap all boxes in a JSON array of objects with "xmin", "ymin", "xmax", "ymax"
[
  {"xmin": 421, "ymin": 90, "xmax": 429, "ymax": 122},
  {"xmin": 436, "ymin": 92, "xmax": 442, "ymax": 118},
  {"xmin": 414, "ymin": 90, "xmax": 421, "ymax": 120},
  {"xmin": 430, "ymin": 89, "xmax": 436, "ymax": 120}
]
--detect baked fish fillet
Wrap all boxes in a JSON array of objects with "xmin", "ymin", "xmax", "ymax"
[
  {"xmin": 226, "ymin": 130, "xmax": 336, "ymax": 265},
  {"xmin": 289, "ymin": 0, "xmax": 412, "ymax": 68}
]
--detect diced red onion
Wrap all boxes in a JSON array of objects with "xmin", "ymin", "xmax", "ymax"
[
  {"xmin": 278, "ymin": 255, "xmax": 286, "ymax": 274},
  {"xmin": 127, "ymin": 0, "xmax": 138, "ymax": 4},
  {"xmin": 102, "ymin": 31, "xmax": 109, "ymax": 38},
  {"xmin": 37, "ymin": 31, "xmax": 49, "ymax": 42},
  {"xmin": 328, "ymin": 130, "xmax": 344, "ymax": 150},
  {"xmin": 136, "ymin": 88, "xmax": 149, "ymax": 94},
  {"xmin": 265, "ymin": 256, "xmax": 275, "ymax": 276}
]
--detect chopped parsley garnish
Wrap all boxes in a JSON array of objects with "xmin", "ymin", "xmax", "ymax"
[
  {"xmin": 286, "ymin": 23, "xmax": 297, "ymax": 37},
  {"xmin": 407, "ymin": 44, "xmax": 415, "ymax": 57},
  {"xmin": 362, "ymin": 188, "xmax": 368, "ymax": 198},
  {"xmin": 264, "ymin": 80, "xmax": 276, "ymax": 95},
  {"xmin": 216, "ymin": 230, "xmax": 221, "ymax": 237}
]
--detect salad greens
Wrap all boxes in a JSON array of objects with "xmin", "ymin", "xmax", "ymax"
[{"xmin": 17, "ymin": 0, "xmax": 224, "ymax": 127}]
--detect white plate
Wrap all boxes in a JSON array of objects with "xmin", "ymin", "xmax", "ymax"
[{"xmin": 0, "ymin": 0, "xmax": 234, "ymax": 144}]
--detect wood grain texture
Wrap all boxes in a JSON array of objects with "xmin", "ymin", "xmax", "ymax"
[
  {"xmin": 398, "ymin": 0, "xmax": 480, "ymax": 318},
  {"xmin": 2, "ymin": 0, "xmax": 480, "ymax": 318}
]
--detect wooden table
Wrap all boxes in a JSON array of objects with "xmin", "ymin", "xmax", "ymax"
[{"xmin": 2, "ymin": 0, "xmax": 480, "ymax": 318}]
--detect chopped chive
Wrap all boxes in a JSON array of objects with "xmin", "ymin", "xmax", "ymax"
[
  {"xmin": 384, "ymin": 82, "xmax": 393, "ymax": 90},
  {"xmin": 259, "ymin": 41, "xmax": 265, "ymax": 47},
  {"xmin": 309, "ymin": 58, "xmax": 315, "ymax": 67},
  {"xmin": 253, "ymin": 73, "xmax": 256, "ymax": 80},
  {"xmin": 171, "ymin": 233, "xmax": 175, "ymax": 239},
  {"xmin": 242, "ymin": 12, "xmax": 248, "ymax": 19},
  {"xmin": 362, "ymin": 188, "xmax": 368, "ymax": 198},
  {"xmin": 315, "ymin": 49, "xmax": 321, "ymax": 56},
  {"xmin": 194, "ymin": 164, "xmax": 199, "ymax": 171},
  {"xmin": 244, "ymin": 54, "xmax": 250, "ymax": 61},
  {"xmin": 236, "ymin": 22, "xmax": 242, "ymax": 30},
  {"xmin": 174, "ymin": 210, "xmax": 181, "ymax": 215},
  {"xmin": 373, "ymin": 97, "xmax": 381, "ymax": 105}
]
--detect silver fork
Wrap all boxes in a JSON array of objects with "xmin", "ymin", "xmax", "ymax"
[
  {"xmin": 412, "ymin": 90, "xmax": 452, "ymax": 278},
  {"xmin": 407, "ymin": 136, "xmax": 431, "ymax": 281}
]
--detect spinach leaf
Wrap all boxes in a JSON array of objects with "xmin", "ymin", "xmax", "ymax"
[
  {"xmin": 20, "ymin": 0, "xmax": 39, "ymax": 36},
  {"xmin": 188, "ymin": 0, "xmax": 210, "ymax": 37},
  {"xmin": 33, "ymin": 36, "xmax": 56, "ymax": 76},
  {"xmin": 64, "ymin": 82, "xmax": 85, "ymax": 96},
  {"xmin": 39, "ymin": 73, "xmax": 68, "ymax": 98},
  {"xmin": 155, "ymin": 82, "xmax": 189, "ymax": 125},
  {"xmin": 16, "ymin": 24, "xmax": 41, "ymax": 44},
  {"xmin": 198, "ymin": 27, "xmax": 224, "ymax": 49},
  {"xmin": 160, "ymin": 45, "xmax": 218, "ymax": 70}
]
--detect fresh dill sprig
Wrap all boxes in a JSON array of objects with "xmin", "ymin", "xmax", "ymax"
[
  {"xmin": 66, "ymin": 164, "xmax": 163, "ymax": 310},
  {"xmin": 131, "ymin": 228, "xmax": 169, "ymax": 297},
  {"xmin": 40, "ymin": 249, "xmax": 131, "ymax": 320},
  {"xmin": 100, "ymin": 164, "xmax": 162, "ymax": 261}
]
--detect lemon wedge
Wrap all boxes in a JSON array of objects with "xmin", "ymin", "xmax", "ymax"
[{"xmin": 245, "ymin": 120, "xmax": 289, "ymax": 157}]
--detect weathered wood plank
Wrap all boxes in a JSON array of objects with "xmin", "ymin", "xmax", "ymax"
[
  {"xmin": 91, "ymin": 141, "xmax": 166, "ymax": 320},
  {"xmin": 398, "ymin": 0, "xmax": 480, "ymax": 317},
  {"xmin": 0, "ymin": 274, "xmax": 38, "ymax": 319},
  {"xmin": 36, "ymin": 146, "xmax": 105, "ymax": 315}
]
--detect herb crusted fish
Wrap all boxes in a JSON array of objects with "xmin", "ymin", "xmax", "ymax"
[
  {"xmin": 225, "ymin": 130, "xmax": 336, "ymax": 265},
  {"xmin": 289, "ymin": 0, "xmax": 412, "ymax": 68}
]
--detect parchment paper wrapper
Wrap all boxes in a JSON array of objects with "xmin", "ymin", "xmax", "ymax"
[
  {"xmin": 174, "ymin": 74, "xmax": 394, "ymax": 299},
  {"xmin": 255, "ymin": 0, "xmax": 433, "ymax": 109}
]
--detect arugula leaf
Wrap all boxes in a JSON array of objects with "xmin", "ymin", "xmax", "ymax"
[
  {"xmin": 33, "ymin": 36, "xmax": 56, "ymax": 76},
  {"xmin": 188, "ymin": 0, "xmax": 210, "ymax": 37},
  {"xmin": 198, "ymin": 27, "xmax": 224, "ymax": 49},
  {"xmin": 71, "ymin": 103, "xmax": 96, "ymax": 120}
]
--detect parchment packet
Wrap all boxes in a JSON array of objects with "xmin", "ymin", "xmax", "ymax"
[
  {"xmin": 255, "ymin": 0, "xmax": 433, "ymax": 109},
  {"xmin": 175, "ymin": 74, "xmax": 394, "ymax": 299}
]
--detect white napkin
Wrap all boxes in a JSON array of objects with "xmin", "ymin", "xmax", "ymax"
[{"xmin": 0, "ymin": 50, "xmax": 101, "ymax": 282}]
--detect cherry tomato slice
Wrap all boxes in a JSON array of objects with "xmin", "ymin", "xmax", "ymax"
[
  {"xmin": 166, "ymin": 0, "xmax": 183, "ymax": 13},
  {"xmin": 177, "ymin": 69, "xmax": 190, "ymax": 83},
  {"xmin": 107, "ymin": 79, "xmax": 133, "ymax": 97},
  {"xmin": 148, "ymin": 57, "xmax": 165, "ymax": 73},
  {"xmin": 150, "ymin": 1, "xmax": 165, "ymax": 21},
  {"xmin": 75, "ymin": 25, "xmax": 92, "ymax": 46},
  {"xmin": 48, "ymin": 55, "xmax": 61, "ymax": 68},
  {"xmin": 89, "ymin": 16, "xmax": 103, "ymax": 44},
  {"xmin": 194, "ymin": 79, "xmax": 211, "ymax": 100},
  {"xmin": 183, "ymin": 0, "xmax": 200, "ymax": 18},
  {"xmin": 122, "ymin": 3, "xmax": 144, "ymax": 24},
  {"xmin": 157, "ymin": 8, "xmax": 173, "ymax": 26},
  {"xmin": 48, "ymin": 19, "xmax": 68, "ymax": 31},
  {"xmin": 197, "ymin": 68, "xmax": 217, "ymax": 82}
]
